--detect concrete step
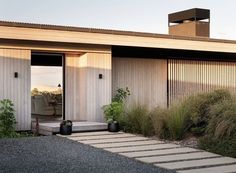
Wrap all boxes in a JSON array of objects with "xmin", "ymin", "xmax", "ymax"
[
  {"xmin": 137, "ymin": 151, "xmax": 220, "ymax": 163},
  {"xmin": 105, "ymin": 143, "xmax": 180, "ymax": 153},
  {"xmin": 155, "ymin": 157, "xmax": 236, "ymax": 170},
  {"xmin": 68, "ymin": 131, "xmax": 124, "ymax": 137},
  {"xmin": 120, "ymin": 147, "xmax": 200, "ymax": 158},
  {"xmin": 32, "ymin": 121, "xmax": 107, "ymax": 135},
  {"xmin": 92, "ymin": 140, "xmax": 164, "ymax": 148},
  {"xmin": 67, "ymin": 133, "xmax": 136, "ymax": 141},
  {"xmin": 76, "ymin": 136, "xmax": 149, "ymax": 144},
  {"xmin": 178, "ymin": 164, "xmax": 236, "ymax": 173}
]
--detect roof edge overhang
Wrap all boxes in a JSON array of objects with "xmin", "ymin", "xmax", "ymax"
[{"xmin": 0, "ymin": 20, "xmax": 236, "ymax": 53}]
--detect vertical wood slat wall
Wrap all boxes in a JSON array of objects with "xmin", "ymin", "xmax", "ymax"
[
  {"xmin": 168, "ymin": 59, "xmax": 236, "ymax": 104},
  {"xmin": 0, "ymin": 48, "xmax": 31, "ymax": 130},
  {"xmin": 65, "ymin": 52, "xmax": 111, "ymax": 122},
  {"xmin": 65, "ymin": 53, "xmax": 87, "ymax": 121},
  {"xmin": 112, "ymin": 58, "xmax": 167, "ymax": 109}
]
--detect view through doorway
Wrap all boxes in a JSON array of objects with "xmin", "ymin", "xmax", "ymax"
[{"xmin": 31, "ymin": 52, "xmax": 64, "ymax": 121}]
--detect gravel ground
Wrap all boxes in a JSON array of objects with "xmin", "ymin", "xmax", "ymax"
[{"xmin": 0, "ymin": 136, "xmax": 175, "ymax": 173}]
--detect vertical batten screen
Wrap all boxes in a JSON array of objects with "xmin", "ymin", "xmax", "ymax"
[
  {"xmin": 113, "ymin": 58, "xmax": 167, "ymax": 109},
  {"xmin": 168, "ymin": 59, "xmax": 236, "ymax": 104}
]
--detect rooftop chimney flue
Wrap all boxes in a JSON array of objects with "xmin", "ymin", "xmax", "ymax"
[{"xmin": 168, "ymin": 8, "xmax": 210, "ymax": 38}]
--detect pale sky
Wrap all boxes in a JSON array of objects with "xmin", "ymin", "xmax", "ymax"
[
  {"xmin": 0, "ymin": 0, "xmax": 236, "ymax": 40},
  {"xmin": 31, "ymin": 66, "xmax": 62, "ymax": 91}
]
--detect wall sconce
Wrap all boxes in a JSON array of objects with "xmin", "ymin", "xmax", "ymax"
[
  {"xmin": 14, "ymin": 72, "xmax": 18, "ymax": 78},
  {"xmin": 99, "ymin": 74, "xmax": 103, "ymax": 79}
]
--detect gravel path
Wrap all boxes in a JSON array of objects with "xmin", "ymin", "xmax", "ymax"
[{"xmin": 0, "ymin": 136, "xmax": 174, "ymax": 173}]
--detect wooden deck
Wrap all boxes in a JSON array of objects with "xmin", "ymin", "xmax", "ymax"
[{"xmin": 32, "ymin": 121, "xmax": 107, "ymax": 135}]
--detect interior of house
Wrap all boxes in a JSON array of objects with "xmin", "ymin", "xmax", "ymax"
[{"xmin": 31, "ymin": 52, "xmax": 64, "ymax": 121}]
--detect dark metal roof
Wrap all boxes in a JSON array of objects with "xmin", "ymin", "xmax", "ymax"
[
  {"xmin": 169, "ymin": 8, "xmax": 210, "ymax": 23},
  {"xmin": 0, "ymin": 20, "xmax": 236, "ymax": 45}
]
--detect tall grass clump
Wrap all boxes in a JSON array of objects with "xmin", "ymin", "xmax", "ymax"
[
  {"xmin": 150, "ymin": 107, "xmax": 169, "ymax": 139},
  {"xmin": 151, "ymin": 104, "xmax": 190, "ymax": 140},
  {"xmin": 199, "ymin": 96, "xmax": 236, "ymax": 157},
  {"xmin": 181, "ymin": 89, "xmax": 232, "ymax": 135},
  {"xmin": 167, "ymin": 104, "xmax": 190, "ymax": 140},
  {"xmin": 122, "ymin": 104, "xmax": 154, "ymax": 136}
]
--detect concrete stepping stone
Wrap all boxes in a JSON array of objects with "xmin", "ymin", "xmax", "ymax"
[
  {"xmin": 120, "ymin": 147, "xmax": 199, "ymax": 158},
  {"xmin": 68, "ymin": 133, "xmax": 136, "ymax": 140},
  {"xmin": 92, "ymin": 140, "xmax": 164, "ymax": 148},
  {"xmin": 105, "ymin": 143, "xmax": 179, "ymax": 153},
  {"xmin": 155, "ymin": 157, "xmax": 236, "ymax": 170},
  {"xmin": 76, "ymin": 136, "xmax": 149, "ymax": 144},
  {"xmin": 68, "ymin": 131, "xmax": 123, "ymax": 137},
  {"xmin": 177, "ymin": 164, "xmax": 236, "ymax": 173},
  {"xmin": 137, "ymin": 151, "xmax": 220, "ymax": 163}
]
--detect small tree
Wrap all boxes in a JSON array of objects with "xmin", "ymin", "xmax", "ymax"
[{"xmin": 0, "ymin": 99, "xmax": 17, "ymax": 137}]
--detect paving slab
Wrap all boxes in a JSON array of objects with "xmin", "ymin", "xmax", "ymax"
[
  {"xmin": 76, "ymin": 136, "xmax": 149, "ymax": 144},
  {"xmin": 178, "ymin": 164, "xmax": 236, "ymax": 173},
  {"xmin": 105, "ymin": 143, "xmax": 180, "ymax": 153},
  {"xmin": 92, "ymin": 140, "xmax": 164, "ymax": 148},
  {"xmin": 137, "ymin": 151, "xmax": 220, "ymax": 163},
  {"xmin": 120, "ymin": 147, "xmax": 199, "ymax": 158},
  {"xmin": 67, "ymin": 133, "xmax": 136, "ymax": 140},
  {"xmin": 155, "ymin": 157, "xmax": 236, "ymax": 170},
  {"xmin": 68, "ymin": 131, "xmax": 124, "ymax": 137}
]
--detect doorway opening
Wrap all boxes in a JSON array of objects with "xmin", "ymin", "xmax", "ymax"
[{"xmin": 31, "ymin": 52, "xmax": 65, "ymax": 121}]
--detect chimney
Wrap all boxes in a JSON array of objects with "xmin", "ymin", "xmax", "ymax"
[{"xmin": 168, "ymin": 8, "xmax": 210, "ymax": 37}]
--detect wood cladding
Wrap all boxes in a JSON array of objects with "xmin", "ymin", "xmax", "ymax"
[
  {"xmin": 168, "ymin": 59, "xmax": 236, "ymax": 104},
  {"xmin": 112, "ymin": 58, "xmax": 167, "ymax": 109},
  {"xmin": 0, "ymin": 48, "xmax": 31, "ymax": 130},
  {"xmin": 65, "ymin": 52, "xmax": 112, "ymax": 122}
]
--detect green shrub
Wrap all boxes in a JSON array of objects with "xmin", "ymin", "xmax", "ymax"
[
  {"xmin": 103, "ymin": 102, "xmax": 124, "ymax": 123},
  {"xmin": 122, "ymin": 104, "xmax": 154, "ymax": 136},
  {"xmin": 0, "ymin": 99, "xmax": 17, "ymax": 138},
  {"xmin": 103, "ymin": 87, "xmax": 130, "ymax": 123},
  {"xmin": 199, "ymin": 135, "xmax": 236, "ymax": 158},
  {"xmin": 150, "ymin": 107, "xmax": 170, "ymax": 139},
  {"xmin": 112, "ymin": 87, "xmax": 130, "ymax": 103}
]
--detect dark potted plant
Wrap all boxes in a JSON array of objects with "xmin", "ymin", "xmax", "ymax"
[
  {"xmin": 60, "ymin": 120, "xmax": 72, "ymax": 135},
  {"xmin": 103, "ymin": 102, "xmax": 123, "ymax": 132}
]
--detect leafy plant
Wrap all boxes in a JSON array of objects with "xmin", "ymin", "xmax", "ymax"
[
  {"xmin": 112, "ymin": 87, "xmax": 130, "ymax": 103},
  {"xmin": 103, "ymin": 102, "xmax": 124, "ymax": 123},
  {"xmin": 103, "ymin": 87, "xmax": 130, "ymax": 123},
  {"xmin": 0, "ymin": 99, "xmax": 17, "ymax": 138}
]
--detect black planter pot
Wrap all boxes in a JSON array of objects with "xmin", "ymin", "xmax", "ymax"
[
  {"xmin": 108, "ymin": 122, "xmax": 120, "ymax": 132},
  {"xmin": 60, "ymin": 120, "xmax": 72, "ymax": 135}
]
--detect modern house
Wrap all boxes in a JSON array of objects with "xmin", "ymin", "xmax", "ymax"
[{"xmin": 1, "ymin": 8, "xmax": 236, "ymax": 132}]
